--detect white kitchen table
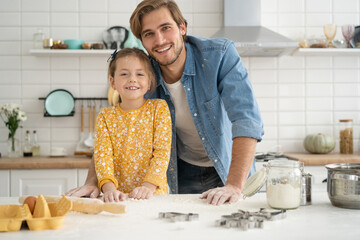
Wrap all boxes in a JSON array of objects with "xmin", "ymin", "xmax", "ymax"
[{"xmin": 0, "ymin": 183, "xmax": 359, "ymax": 240}]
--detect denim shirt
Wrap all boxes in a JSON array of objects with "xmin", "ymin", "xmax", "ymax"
[{"xmin": 150, "ymin": 35, "xmax": 264, "ymax": 193}]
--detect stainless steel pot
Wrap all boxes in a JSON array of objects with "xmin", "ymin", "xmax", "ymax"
[{"xmin": 325, "ymin": 163, "xmax": 360, "ymax": 209}]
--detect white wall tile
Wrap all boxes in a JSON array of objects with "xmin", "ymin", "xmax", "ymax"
[
  {"xmin": 279, "ymin": 70, "xmax": 305, "ymax": 83},
  {"xmin": 108, "ymin": 0, "xmax": 137, "ymax": 13},
  {"xmin": 306, "ymin": 69, "xmax": 332, "ymax": 82},
  {"xmin": 0, "ymin": 0, "xmax": 20, "ymax": 12},
  {"xmin": 0, "ymin": 42, "xmax": 21, "ymax": 55},
  {"xmin": 306, "ymin": 126, "xmax": 334, "ymax": 136},
  {"xmin": 51, "ymin": 57, "xmax": 79, "ymax": 70},
  {"xmin": 333, "ymin": 14, "xmax": 359, "ymax": 26},
  {"xmin": 250, "ymin": 70, "xmax": 277, "ymax": 83},
  {"xmin": 22, "ymin": 0, "xmax": 49, "ymax": 12},
  {"xmin": 279, "ymin": 126, "xmax": 306, "ymax": 139},
  {"xmin": 305, "ymin": 56, "xmax": 332, "ymax": 68},
  {"xmin": 51, "ymin": 0, "xmax": 78, "ymax": 12},
  {"xmin": 307, "ymin": 112, "xmax": 333, "ymax": 125},
  {"xmin": 21, "ymin": 13, "xmax": 49, "ymax": 26},
  {"xmin": 334, "ymin": 83, "xmax": 359, "ymax": 97},
  {"xmin": 257, "ymin": 98, "xmax": 278, "ymax": 111},
  {"xmin": 22, "ymin": 56, "xmax": 50, "ymax": 70},
  {"xmin": 306, "ymin": 83, "xmax": 333, "ymax": 97},
  {"xmin": 279, "ymin": 84, "xmax": 305, "ymax": 97},
  {"xmin": 0, "ymin": 13, "xmax": 21, "ymax": 26},
  {"xmin": 0, "ymin": 56, "xmax": 21, "ymax": 70},
  {"xmin": 0, "ymin": 85, "xmax": 21, "ymax": 99},
  {"xmin": 305, "ymin": 14, "xmax": 332, "ymax": 27},
  {"xmin": 0, "ymin": 71, "xmax": 21, "ymax": 84},
  {"xmin": 23, "ymin": 113, "xmax": 50, "ymax": 128},
  {"xmin": 80, "ymin": 13, "xmax": 107, "ymax": 27},
  {"xmin": 278, "ymin": 56, "xmax": 305, "ymax": 69},
  {"xmin": 22, "ymin": 71, "xmax": 50, "ymax": 84},
  {"xmin": 278, "ymin": 0, "xmax": 304, "ymax": 12},
  {"xmin": 22, "ymin": 99, "xmax": 44, "ymax": 113},
  {"xmin": 333, "ymin": 0, "xmax": 359, "ymax": 12},
  {"xmin": 79, "ymin": 85, "xmax": 108, "ymax": 98},
  {"xmin": 50, "ymin": 28, "xmax": 79, "ymax": 39},
  {"xmin": 252, "ymin": 84, "xmax": 277, "ymax": 97},
  {"xmin": 261, "ymin": 0, "xmax": 278, "ymax": 13},
  {"xmin": 0, "ymin": 28, "xmax": 21, "ymax": 41},
  {"xmin": 333, "ymin": 69, "xmax": 359, "ymax": 83},
  {"xmin": 279, "ymin": 112, "xmax": 305, "ymax": 125},
  {"xmin": 306, "ymin": 97, "xmax": 333, "ymax": 111},
  {"xmin": 333, "ymin": 56, "xmax": 359, "ymax": 69},
  {"xmin": 193, "ymin": 14, "xmax": 222, "ymax": 27},
  {"xmin": 176, "ymin": 0, "xmax": 194, "ymax": 13},
  {"xmin": 51, "ymin": 71, "xmax": 79, "ymax": 84},
  {"xmin": 79, "ymin": 27, "xmax": 104, "ymax": 42},
  {"xmin": 261, "ymin": 13, "xmax": 278, "ymax": 27},
  {"xmin": 305, "ymin": 0, "xmax": 331, "ymax": 12},
  {"xmin": 21, "ymin": 85, "xmax": 51, "ymax": 99},
  {"xmin": 108, "ymin": 13, "xmax": 132, "ymax": 27},
  {"xmin": 334, "ymin": 98, "xmax": 359, "ymax": 111},
  {"xmin": 193, "ymin": 0, "xmax": 223, "ymax": 13},
  {"xmin": 51, "ymin": 128, "xmax": 79, "ymax": 142},
  {"xmin": 80, "ymin": 71, "xmax": 107, "ymax": 84},
  {"xmin": 262, "ymin": 126, "xmax": 278, "ymax": 139},
  {"xmin": 261, "ymin": 112, "xmax": 278, "ymax": 125},
  {"xmin": 79, "ymin": 0, "xmax": 107, "ymax": 12},
  {"xmin": 79, "ymin": 57, "xmax": 107, "ymax": 70},
  {"xmin": 278, "ymin": 140, "xmax": 305, "ymax": 152},
  {"xmin": 279, "ymin": 98, "xmax": 305, "ymax": 111},
  {"xmin": 51, "ymin": 13, "xmax": 79, "ymax": 27},
  {"xmin": 279, "ymin": 13, "xmax": 304, "ymax": 27},
  {"xmin": 250, "ymin": 57, "xmax": 277, "ymax": 69}
]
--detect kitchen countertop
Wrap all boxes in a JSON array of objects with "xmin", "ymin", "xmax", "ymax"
[
  {"xmin": 284, "ymin": 152, "xmax": 360, "ymax": 165},
  {"xmin": 0, "ymin": 184, "xmax": 359, "ymax": 240},
  {"xmin": 0, "ymin": 156, "xmax": 91, "ymax": 169}
]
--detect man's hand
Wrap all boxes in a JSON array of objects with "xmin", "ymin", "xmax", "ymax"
[
  {"xmin": 65, "ymin": 184, "xmax": 100, "ymax": 198},
  {"xmin": 200, "ymin": 184, "xmax": 242, "ymax": 205}
]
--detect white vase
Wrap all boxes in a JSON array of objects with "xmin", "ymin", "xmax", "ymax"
[{"xmin": 7, "ymin": 137, "xmax": 21, "ymax": 158}]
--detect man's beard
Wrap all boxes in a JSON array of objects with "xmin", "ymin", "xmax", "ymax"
[{"xmin": 152, "ymin": 41, "xmax": 184, "ymax": 67}]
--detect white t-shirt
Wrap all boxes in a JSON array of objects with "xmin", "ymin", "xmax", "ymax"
[{"xmin": 164, "ymin": 80, "xmax": 213, "ymax": 167}]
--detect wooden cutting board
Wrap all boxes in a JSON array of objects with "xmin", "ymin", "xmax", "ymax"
[{"xmin": 284, "ymin": 152, "xmax": 360, "ymax": 165}]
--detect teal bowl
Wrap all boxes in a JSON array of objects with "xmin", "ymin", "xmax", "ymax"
[{"xmin": 64, "ymin": 39, "xmax": 85, "ymax": 49}]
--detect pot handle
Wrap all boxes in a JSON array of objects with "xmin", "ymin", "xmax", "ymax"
[{"xmin": 331, "ymin": 173, "xmax": 359, "ymax": 181}]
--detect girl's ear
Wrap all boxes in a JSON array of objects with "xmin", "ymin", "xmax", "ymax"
[{"xmin": 110, "ymin": 76, "xmax": 115, "ymax": 89}]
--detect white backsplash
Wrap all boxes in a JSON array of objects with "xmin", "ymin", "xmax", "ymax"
[{"xmin": 0, "ymin": 0, "xmax": 359, "ymax": 156}]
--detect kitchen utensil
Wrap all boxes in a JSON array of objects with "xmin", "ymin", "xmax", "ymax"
[
  {"xmin": 104, "ymin": 26, "xmax": 129, "ymax": 49},
  {"xmin": 84, "ymin": 104, "xmax": 94, "ymax": 148},
  {"xmin": 350, "ymin": 26, "xmax": 360, "ymax": 48},
  {"xmin": 64, "ymin": 39, "xmax": 85, "ymax": 49},
  {"xmin": 300, "ymin": 172, "xmax": 312, "ymax": 206},
  {"xmin": 325, "ymin": 163, "xmax": 360, "ymax": 209},
  {"xmin": 341, "ymin": 25, "xmax": 355, "ymax": 48},
  {"xmin": 323, "ymin": 24, "xmax": 337, "ymax": 48},
  {"xmin": 19, "ymin": 195, "xmax": 126, "ymax": 214},
  {"xmin": 44, "ymin": 89, "xmax": 75, "ymax": 116},
  {"xmin": 75, "ymin": 103, "xmax": 90, "ymax": 153}
]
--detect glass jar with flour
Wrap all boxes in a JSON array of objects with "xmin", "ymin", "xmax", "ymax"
[
  {"xmin": 266, "ymin": 159, "xmax": 303, "ymax": 209},
  {"xmin": 241, "ymin": 159, "xmax": 303, "ymax": 210}
]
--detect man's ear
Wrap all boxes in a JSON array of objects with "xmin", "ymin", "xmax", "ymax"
[{"xmin": 179, "ymin": 22, "xmax": 186, "ymax": 36}]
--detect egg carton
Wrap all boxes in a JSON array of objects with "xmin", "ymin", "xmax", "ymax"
[{"xmin": 0, "ymin": 194, "xmax": 72, "ymax": 232}]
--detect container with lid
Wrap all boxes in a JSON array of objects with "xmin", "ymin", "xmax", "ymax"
[
  {"xmin": 33, "ymin": 28, "xmax": 44, "ymax": 49},
  {"xmin": 242, "ymin": 159, "xmax": 303, "ymax": 210},
  {"xmin": 339, "ymin": 119, "xmax": 353, "ymax": 154}
]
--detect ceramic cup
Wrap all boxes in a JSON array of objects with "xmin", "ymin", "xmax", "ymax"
[{"xmin": 51, "ymin": 147, "xmax": 67, "ymax": 156}]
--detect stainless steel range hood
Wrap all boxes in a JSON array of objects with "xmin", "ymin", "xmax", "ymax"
[{"xmin": 213, "ymin": 0, "xmax": 298, "ymax": 57}]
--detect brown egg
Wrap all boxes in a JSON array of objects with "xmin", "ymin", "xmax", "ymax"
[{"xmin": 24, "ymin": 196, "xmax": 37, "ymax": 214}]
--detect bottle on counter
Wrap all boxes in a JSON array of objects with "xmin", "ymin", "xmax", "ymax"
[
  {"xmin": 339, "ymin": 119, "xmax": 353, "ymax": 154},
  {"xmin": 23, "ymin": 130, "xmax": 33, "ymax": 157},
  {"xmin": 33, "ymin": 28, "xmax": 44, "ymax": 49},
  {"xmin": 31, "ymin": 130, "xmax": 40, "ymax": 157}
]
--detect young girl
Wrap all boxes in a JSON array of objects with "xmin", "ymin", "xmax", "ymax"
[{"xmin": 94, "ymin": 48, "xmax": 172, "ymax": 202}]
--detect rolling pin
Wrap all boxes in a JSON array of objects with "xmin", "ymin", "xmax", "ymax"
[{"xmin": 19, "ymin": 195, "xmax": 126, "ymax": 214}]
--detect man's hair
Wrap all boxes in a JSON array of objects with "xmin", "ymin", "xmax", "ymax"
[
  {"xmin": 130, "ymin": 0, "xmax": 188, "ymax": 41},
  {"xmin": 108, "ymin": 48, "xmax": 156, "ymax": 96}
]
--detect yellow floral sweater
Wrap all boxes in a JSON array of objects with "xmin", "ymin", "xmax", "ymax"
[{"xmin": 94, "ymin": 99, "xmax": 172, "ymax": 194}]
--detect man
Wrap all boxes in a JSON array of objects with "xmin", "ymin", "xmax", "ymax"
[{"xmin": 66, "ymin": 0, "xmax": 263, "ymax": 205}]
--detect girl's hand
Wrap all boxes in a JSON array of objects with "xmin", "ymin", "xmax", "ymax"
[
  {"xmin": 102, "ymin": 189, "xmax": 127, "ymax": 202},
  {"xmin": 101, "ymin": 182, "xmax": 126, "ymax": 202},
  {"xmin": 129, "ymin": 182, "xmax": 157, "ymax": 200}
]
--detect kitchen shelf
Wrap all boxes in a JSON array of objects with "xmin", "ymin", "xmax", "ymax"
[
  {"xmin": 29, "ymin": 49, "xmax": 113, "ymax": 57},
  {"xmin": 294, "ymin": 48, "xmax": 360, "ymax": 56}
]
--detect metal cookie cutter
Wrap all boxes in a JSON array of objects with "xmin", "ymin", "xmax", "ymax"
[
  {"xmin": 215, "ymin": 208, "xmax": 286, "ymax": 231},
  {"xmin": 158, "ymin": 212, "xmax": 199, "ymax": 222}
]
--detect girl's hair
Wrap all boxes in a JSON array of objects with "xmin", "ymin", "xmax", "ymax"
[
  {"xmin": 108, "ymin": 48, "xmax": 156, "ymax": 96},
  {"xmin": 130, "ymin": 0, "xmax": 187, "ymax": 41}
]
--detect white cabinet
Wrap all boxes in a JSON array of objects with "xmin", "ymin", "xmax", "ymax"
[
  {"xmin": 0, "ymin": 170, "xmax": 10, "ymax": 197},
  {"xmin": 10, "ymin": 169, "xmax": 78, "ymax": 197},
  {"xmin": 77, "ymin": 169, "xmax": 88, "ymax": 187}
]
